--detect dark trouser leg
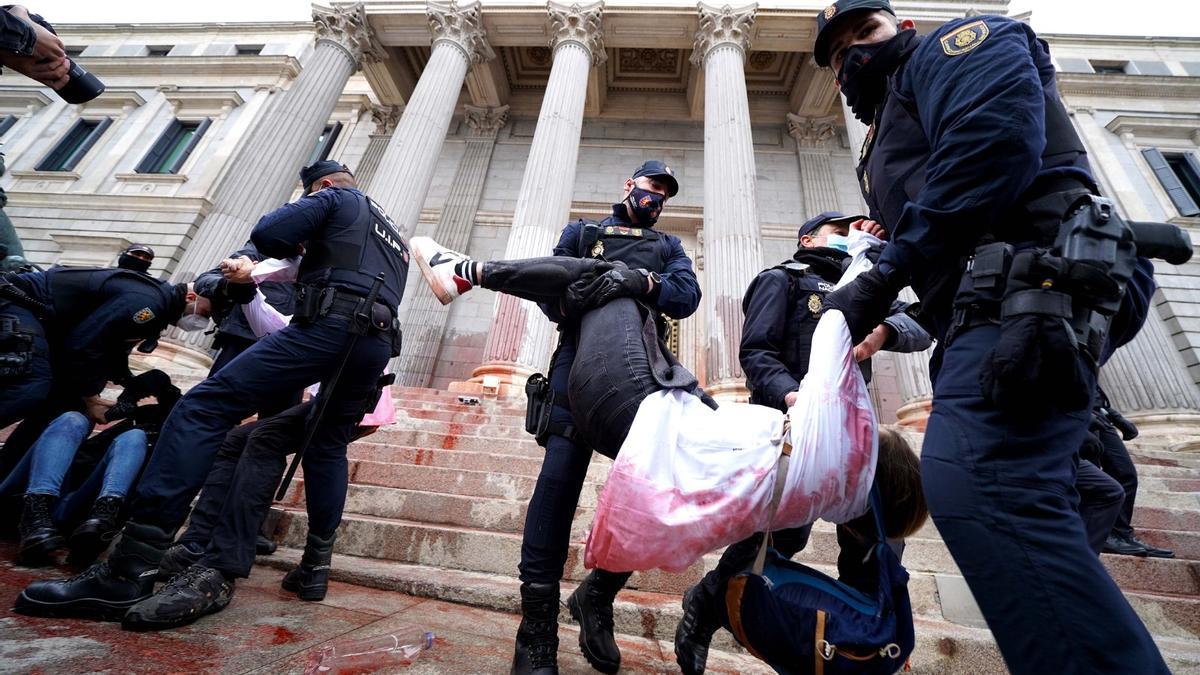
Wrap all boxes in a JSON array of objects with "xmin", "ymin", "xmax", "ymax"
[
  {"xmin": 176, "ymin": 421, "xmax": 259, "ymax": 549},
  {"xmin": 697, "ymin": 525, "xmax": 813, "ymax": 603},
  {"xmin": 481, "ymin": 257, "xmax": 604, "ymax": 304},
  {"xmin": 200, "ymin": 402, "xmax": 313, "ymax": 577},
  {"xmin": 210, "ymin": 335, "xmax": 304, "ymax": 418},
  {"xmin": 1076, "ymin": 458, "xmax": 1125, "ymax": 555},
  {"xmin": 1095, "ymin": 425, "xmax": 1138, "ymax": 539},
  {"xmin": 921, "ymin": 325, "xmax": 1166, "ymax": 674}
]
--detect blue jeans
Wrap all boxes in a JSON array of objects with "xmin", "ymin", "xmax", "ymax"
[
  {"xmin": 0, "ymin": 411, "xmax": 147, "ymax": 522},
  {"xmin": 921, "ymin": 324, "xmax": 1166, "ymax": 673}
]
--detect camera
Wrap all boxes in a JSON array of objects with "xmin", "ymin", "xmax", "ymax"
[{"xmin": 57, "ymin": 59, "xmax": 105, "ymax": 104}]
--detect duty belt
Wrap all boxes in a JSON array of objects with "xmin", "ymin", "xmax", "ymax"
[{"xmin": 294, "ymin": 284, "xmax": 397, "ymax": 333}]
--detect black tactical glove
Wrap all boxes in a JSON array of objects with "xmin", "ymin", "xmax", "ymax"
[
  {"xmin": 822, "ymin": 267, "xmax": 901, "ymax": 343},
  {"xmin": 979, "ymin": 309, "xmax": 1091, "ymax": 416},
  {"xmin": 220, "ymin": 278, "xmax": 256, "ymax": 304},
  {"xmin": 573, "ymin": 267, "xmax": 652, "ymax": 312}
]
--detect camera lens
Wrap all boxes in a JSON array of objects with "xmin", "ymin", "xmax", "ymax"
[{"xmin": 56, "ymin": 60, "xmax": 105, "ymax": 104}]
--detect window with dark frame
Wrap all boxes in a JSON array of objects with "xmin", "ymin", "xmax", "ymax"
[
  {"xmin": 36, "ymin": 117, "xmax": 113, "ymax": 172},
  {"xmin": 1090, "ymin": 61, "xmax": 1129, "ymax": 75},
  {"xmin": 136, "ymin": 118, "xmax": 212, "ymax": 174},
  {"xmin": 306, "ymin": 122, "xmax": 343, "ymax": 166},
  {"xmin": 146, "ymin": 45, "xmax": 173, "ymax": 57},
  {"xmin": 0, "ymin": 114, "xmax": 17, "ymax": 137},
  {"xmin": 236, "ymin": 44, "xmax": 264, "ymax": 56},
  {"xmin": 1142, "ymin": 148, "xmax": 1200, "ymax": 217},
  {"xmin": 65, "ymin": 46, "xmax": 85, "ymax": 58}
]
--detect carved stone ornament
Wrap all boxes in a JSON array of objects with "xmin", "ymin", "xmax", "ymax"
[
  {"xmin": 547, "ymin": 1, "xmax": 606, "ymax": 67},
  {"xmin": 427, "ymin": 1, "xmax": 495, "ymax": 65},
  {"xmin": 313, "ymin": 3, "xmax": 387, "ymax": 67},
  {"xmin": 691, "ymin": 2, "xmax": 757, "ymax": 66},
  {"xmin": 463, "ymin": 104, "xmax": 510, "ymax": 137},
  {"xmin": 371, "ymin": 104, "xmax": 404, "ymax": 135},
  {"xmin": 786, "ymin": 113, "xmax": 838, "ymax": 147}
]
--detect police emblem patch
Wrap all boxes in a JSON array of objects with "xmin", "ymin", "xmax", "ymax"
[
  {"xmin": 808, "ymin": 294, "xmax": 822, "ymax": 316},
  {"xmin": 823, "ymin": 4, "xmax": 837, "ymax": 20},
  {"xmin": 132, "ymin": 307, "xmax": 155, "ymax": 324},
  {"xmin": 591, "ymin": 240, "xmax": 605, "ymax": 257},
  {"xmin": 940, "ymin": 20, "xmax": 989, "ymax": 56},
  {"xmin": 862, "ymin": 171, "xmax": 870, "ymax": 195}
]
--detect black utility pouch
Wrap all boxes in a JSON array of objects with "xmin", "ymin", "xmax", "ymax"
[
  {"xmin": 524, "ymin": 373, "xmax": 554, "ymax": 447},
  {"xmin": 0, "ymin": 314, "xmax": 34, "ymax": 378}
]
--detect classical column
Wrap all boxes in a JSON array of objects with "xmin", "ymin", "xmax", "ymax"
[
  {"xmin": 369, "ymin": 0, "xmax": 494, "ymax": 234},
  {"xmin": 395, "ymin": 105, "xmax": 509, "ymax": 387},
  {"xmin": 171, "ymin": 3, "xmax": 384, "ymax": 349},
  {"xmin": 693, "ymin": 2, "xmax": 761, "ymax": 400},
  {"xmin": 466, "ymin": 1, "xmax": 606, "ymax": 389},
  {"xmin": 354, "ymin": 104, "xmax": 402, "ymax": 191},
  {"xmin": 840, "ymin": 96, "xmax": 869, "ymax": 162},
  {"xmin": 786, "ymin": 112, "xmax": 840, "ymax": 215}
]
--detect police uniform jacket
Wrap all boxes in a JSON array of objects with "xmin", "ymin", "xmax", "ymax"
[
  {"xmin": 250, "ymin": 186, "xmax": 408, "ymax": 311},
  {"xmin": 740, "ymin": 248, "xmax": 931, "ymax": 412},
  {"xmin": 861, "ymin": 15, "xmax": 1094, "ymax": 338},
  {"xmin": 540, "ymin": 203, "xmax": 702, "ymax": 328},
  {"xmin": 194, "ymin": 241, "xmax": 295, "ymax": 345},
  {"xmin": 7, "ymin": 267, "xmax": 184, "ymax": 397}
]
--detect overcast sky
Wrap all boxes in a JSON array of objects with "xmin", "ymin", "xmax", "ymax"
[{"xmin": 35, "ymin": 0, "xmax": 1200, "ymax": 37}]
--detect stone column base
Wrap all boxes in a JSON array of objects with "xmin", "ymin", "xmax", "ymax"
[
  {"xmin": 707, "ymin": 380, "xmax": 750, "ymax": 404},
  {"xmin": 129, "ymin": 342, "xmax": 213, "ymax": 381},
  {"xmin": 895, "ymin": 397, "xmax": 933, "ymax": 432},
  {"xmin": 1123, "ymin": 412, "xmax": 1200, "ymax": 452},
  {"xmin": 450, "ymin": 362, "xmax": 537, "ymax": 398}
]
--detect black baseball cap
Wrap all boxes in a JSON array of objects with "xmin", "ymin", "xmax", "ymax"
[
  {"xmin": 631, "ymin": 160, "xmax": 679, "ymax": 198},
  {"xmin": 798, "ymin": 211, "xmax": 863, "ymax": 239},
  {"xmin": 814, "ymin": 0, "xmax": 896, "ymax": 68},
  {"xmin": 122, "ymin": 243, "xmax": 155, "ymax": 260},
  {"xmin": 300, "ymin": 160, "xmax": 353, "ymax": 194}
]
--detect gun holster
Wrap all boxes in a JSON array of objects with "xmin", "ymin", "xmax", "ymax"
[
  {"xmin": 0, "ymin": 313, "xmax": 35, "ymax": 378},
  {"xmin": 524, "ymin": 373, "xmax": 556, "ymax": 447}
]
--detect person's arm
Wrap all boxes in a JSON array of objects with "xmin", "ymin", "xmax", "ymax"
[
  {"xmin": 0, "ymin": 8, "xmax": 36, "ymax": 56},
  {"xmin": 1101, "ymin": 257, "xmax": 1156, "ymax": 365},
  {"xmin": 739, "ymin": 271, "xmax": 801, "ymax": 411},
  {"xmin": 881, "ymin": 300, "xmax": 932, "ymax": 353},
  {"xmin": 250, "ymin": 189, "xmax": 340, "ymax": 260},
  {"xmin": 651, "ymin": 235, "xmax": 702, "ymax": 320},
  {"xmin": 538, "ymin": 222, "xmax": 583, "ymax": 324},
  {"xmin": 194, "ymin": 243, "xmax": 260, "ymax": 308},
  {"xmin": 876, "ymin": 17, "xmax": 1047, "ymax": 285},
  {"xmin": 0, "ymin": 7, "xmax": 67, "ymax": 88},
  {"xmin": 243, "ymin": 288, "xmax": 291, "ymax": 337},
  {"xmin": 59, "ymin": 293, "xmax": 160, "ymax": 397}
]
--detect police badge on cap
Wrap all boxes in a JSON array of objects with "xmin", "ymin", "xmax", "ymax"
[
  {"xmin": 814, "ymin": 0, "xmax": 896, "ymax": 67},
  {"xmin": 300, "ymin": 160, "xmax": 354, "ymax": 195}
]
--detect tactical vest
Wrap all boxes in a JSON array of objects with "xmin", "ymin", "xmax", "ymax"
[
  {"xmin": 297, "ymin": 191, "xmax": 409, "ymax": 310},
  {"xmin": 776, "ymin": 261, "xmax": 837, "ymax": 385},
  {"xmin": 576, "ymin": 220, "xmax": 669, "ymax": 274},
  {"xmin": 47, "ymin": 268, "xmax": 179, "ymax": 335}
]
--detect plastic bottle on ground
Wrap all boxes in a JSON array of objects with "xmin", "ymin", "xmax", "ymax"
[{"xmin": 304, "ymin": 628, "xmax": 435, "ymax": 674}]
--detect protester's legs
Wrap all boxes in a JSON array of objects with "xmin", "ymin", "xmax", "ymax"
[
  {"xmin": 208, "ymin": 334, "xmax": 253, "ymax": 377},
  {"xmin": 24, "ymin": 412, "xmax": 91, "ymax": 497},
  {"xmin": 1096, "ymin": 425, "xmax": 1138, "ymax": 539},
  {"xmin": 921, "ymin": 325, "xmax": 1166, "ymax": 674},
  {"xmin": 481, "ymin": 256, "xmax": 607, "ymax": 304},
  {"xmin": 176, "ymin": 421, "xmax": 260, "ymax": 550}
]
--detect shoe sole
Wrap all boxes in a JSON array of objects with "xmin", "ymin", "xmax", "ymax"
[
  {"xmin": 13, "ymin": 590, "xmax": 147, "ymax": 622},
  {"xmin": 280, "ymin": 575, "xmax": 327, "ymax": 601},
  {"xmin": 567, "ymin": 592, "xmax": 620, "ymax": 675},
  {"xmin": 17, "ymin": 535, "xmax": 66, "ymax": 567},
  {"xmin": 411, "ymin": 243, "xmax": 454, "ymax": 306},
  {"xmin": 121, "ymin": 593, "xmax": 233, "ymax": 632}
]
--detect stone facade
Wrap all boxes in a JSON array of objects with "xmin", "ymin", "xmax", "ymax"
[{"xmin": 3, "ymin": 1, "xmax": 1198, "ymax": 436}]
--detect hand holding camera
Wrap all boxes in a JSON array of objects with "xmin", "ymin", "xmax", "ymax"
[{"xmin": 1, "ymin": 5, "xmax": 104, "ymax": 102}]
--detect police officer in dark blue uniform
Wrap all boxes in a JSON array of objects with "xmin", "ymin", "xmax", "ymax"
[
  {"xmin": 813, "ymin": 2, "xmax": 1168, "ymax": 671},
  {"xmin": 15, "ymin": 160, "xmax": 409, "ymax": 628},
  {"xmin": 0, "ymin": 266, "xmax": 197, "ymax": 433}
]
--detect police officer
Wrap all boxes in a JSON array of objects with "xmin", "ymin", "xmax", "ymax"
[
  {"xmin": 15, "ymin": 160, "xmax": 409, "ymax": 628},
  {"xmin": 813, "ymin": 2, "xmax": 1168, "ymax": 671},
  {"xmin": 115, "ymin": 243, "xmax": 155, "ymax": 275},
  {"xmin": 0, "ymin": 265, "xmax": 202, "ymax": 433},
  {"xmin": 674, "ymin": 211, "xmax": 931, "ymax": 674}
]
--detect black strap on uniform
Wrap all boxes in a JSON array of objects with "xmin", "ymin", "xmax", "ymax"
[
  {"xmin": 275, "ymin": 272, "xmax": 386, "ymax": 501},
  {"xmin": 576, "ymin": 220, "xmax": 602, "ymax": 259},
  {"xmin": 0, "ymin": 275, "xmax": 51, "ymax": 320}
]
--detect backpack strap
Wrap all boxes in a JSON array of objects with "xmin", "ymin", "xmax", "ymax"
[{"xmin": 751, "ymin": 420, "xmax": 793, "ymax": 576}]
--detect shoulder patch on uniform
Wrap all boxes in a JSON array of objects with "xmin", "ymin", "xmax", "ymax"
[
  {"xmin": 807, "ymin": 293, "xmax": 823, "ymax": 316},
  {"xmin": 132, "ymin": 307, "xmax": 155, "ymax": 324},
  {"xmin": 940, "ymin": 20, "xmax": 989, "ymax": 57}
]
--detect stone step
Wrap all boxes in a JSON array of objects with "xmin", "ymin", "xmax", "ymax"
[
  {"xmin": 1136, "ymin": 529, "xmax": 1200, "ymax": 561},
  {"xmin": 1134, "ymin": 506, "xmax": 1200, "ymax": 533},
  {"xmin": 345, "ymin": 442, "xmax": 612, "ymax": 482},
  {"xmin": 255, "ymin": 548, "xmax": 1200, "ymax": 674},
  {"xmin": 276, "ymin": 509, "xmax": 1200, "ymax": 599},
  {"xmin": 368, "ymin": 428, "xmax": 544, "ymax": 456},
  {"xmin": 1127, "ymin": 447, "xmax": 1200, "ymax": 469}
]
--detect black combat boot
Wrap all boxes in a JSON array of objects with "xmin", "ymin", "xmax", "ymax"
[
  {"xmin": 67, "ymin": 496, "xmax": 123, "ymax": 566},
  {"xmin": 674, "ymin": 584, "xmax": 720, "ymax": 675},
  {"xmin": 255, "ymin": 534, "xmax": 277, "ymax": 555},
  {"xmin": 18, "ymin": 493, "xmax": 64, "ymax": 566},
  {"xmin": 158, "ymin": 542, "xmax": 204, "ymax": 580},
  {"xmin": 281, "ymin": 531, "xmax": 335, "ymax": 601},
  {"xmin": 122, "ymin": 564, "xmax": 234, "ymax": 631},
  {"xmin": 511, "ymin": 581, "xmax": 560, "ymax": 675},
  {"xmin": 14, "ymin": 520, "xmax": 172, "ymax": 620},
  {"xmin": 567, "ymin": 569, "xmax": 631, "ymax": 674}
]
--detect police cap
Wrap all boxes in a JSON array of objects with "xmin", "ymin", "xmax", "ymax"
[
  {"xmin": 798, "ymin": 211, "xmax": 863, "ymax": 240},
  {"xmin": 631, "ymin": 160, "xmax": 679, "ymax": 198},
  {"xmin": 122, "ymin": 243, "xmax": 155, "ymax": 260},
  {"xmin": 814, "ymin": 0, "xmax": 895, "ymax": 68},
  {"xmin": 300, "ymin": 160, "xmax": 353, "ymax": 194}
]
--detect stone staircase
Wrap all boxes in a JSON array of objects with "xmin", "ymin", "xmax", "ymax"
[{"xmin": 260, "ymin": 386, "xmax": 1200, "ymax": 674}]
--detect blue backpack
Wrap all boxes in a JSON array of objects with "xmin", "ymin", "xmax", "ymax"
[{"xmin": 719, "ymin": 485, "xmax": 915, "ymax": 674}]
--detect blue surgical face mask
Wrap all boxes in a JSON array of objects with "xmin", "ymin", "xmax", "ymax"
[{"xmin": 825, "ymin": 233, "xmax": 850, "ymax": 252}]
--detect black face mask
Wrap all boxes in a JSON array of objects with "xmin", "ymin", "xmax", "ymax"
[
  {"xmin": 625, "ymin": 186, "xmax": 666, "ymax": 225},
  {"xmin": 118, "ymin": 254, "xmax": 152, "ymax": 274},
  {"xmin": 837, "ymin": 29, "xmax": 918, "ymax": 125}
]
